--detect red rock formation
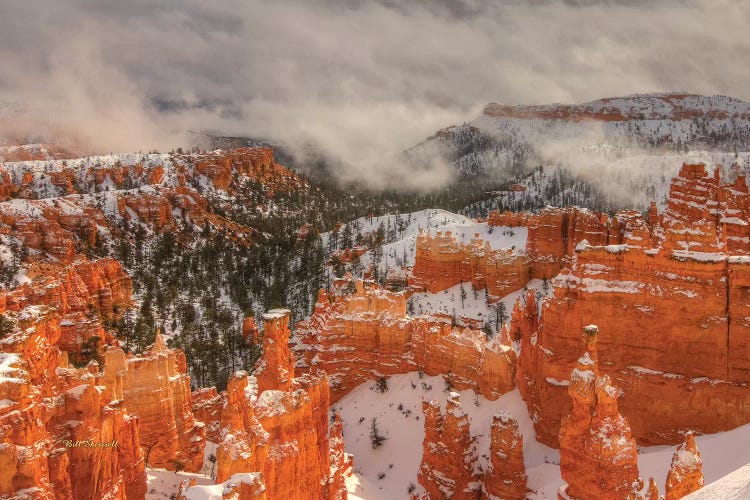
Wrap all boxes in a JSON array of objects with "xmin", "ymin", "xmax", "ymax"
[
  {"xmin": 485, "ymin": 412, "xmax": 527, "ymax": 500},
  {"xmin": 558, "ymin": 325, "xmax": 640, "ymax": 500},
  {"xmin": 219, "ymin": 473, "xmax": 268, "ymax": 499},
  {"xmin": 0, "ymin": 303, "xmax": 147, "ymax": 499},
  {"xmin": 192, "ymin": 147, "xmax": 305, "ymax": 195},
  {"xmin": 253, "ymin": 309, "xmax": 295, "ymax": 393},
  {"xmin": 119, "ymin": 332, "xmax": 205, "ymax": 472},
  {"xmin": 515, "ymin": 163, "xmax": 750, "ymax": 447},
  {"xmin": 329, "ymin": 412, "xmax": 354, "ymax": 496},
  {"xmin": 192, "ymin": 386, "xmax": 224, "ymax": 443},
  {"xmin": 216, "ymin": 309, "xmax": 350, "ymax": 500},
  {"xmin": 412, "ymin": 207, "xmax": 620, "ymax": 299},
  {"xmin": 418, "ymin": 394, "xmax": 480, "ymax": 499},
  {"xmin": 293, "ymin": 276, "xmax": 515, "ymax": 402},
  {"xmin": 0, "ymin": 258, "xmax": 132, "ymax": 354},
  {"xmin": 665, "ymin": 433, "xmax": 703, "ymax": 500}
]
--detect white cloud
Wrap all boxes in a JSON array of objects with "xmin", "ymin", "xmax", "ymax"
[{"xmin": 0, "ymin": 0, "xmax": 746, "ymax": 188}]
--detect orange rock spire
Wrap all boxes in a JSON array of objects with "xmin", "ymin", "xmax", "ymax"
[
  {"xmin": 253, "ymin": 309, "xmax": 295, "ymax": 393},
  {"xmin": 558, "ymin": 325, "xmax": 640, "ymax": 500},
  {"xmin": 484, "ymin": 412, "xmax": 527, "ymax": 499},
  {"xmin": 417, "ymin": 393, "xmax": 480, "ymax": 499},
  {"xmin": 665, "ymin": 433, "xmax": 704, "ymax": 499}
]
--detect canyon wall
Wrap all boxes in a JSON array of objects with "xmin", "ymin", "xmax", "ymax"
[
  {"xmin": 293, "ymin": 275, "xmax": 515, "ymax": 402},
  {"xmin": 411, "ymin": 206, "xmax": 624, "ymax": 299},
  {"xmin": 515, "ymin": 163, "xmax": 750, "ymax": 447}
]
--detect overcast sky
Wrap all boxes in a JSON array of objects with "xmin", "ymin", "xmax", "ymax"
[{"xmin": 0, "ymin": 0, "xmax": 746, "ymax": 184}]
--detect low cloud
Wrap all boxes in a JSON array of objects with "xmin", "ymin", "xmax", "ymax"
[{"xmin": 0, "ymin": 0, "xmax": 748, "ymax": 188}]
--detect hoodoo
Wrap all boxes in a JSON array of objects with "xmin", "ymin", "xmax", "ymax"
[
  {"xmin": 665, "ymin": 433, "xmax": 704, "ymax": 500},
  {"xmin": 558, "ymin": 325, "xmax": 640, "ymax": 500},
  {"xmin": 417, "ymin": 393, "xmax": 480, "ymax": 499}
]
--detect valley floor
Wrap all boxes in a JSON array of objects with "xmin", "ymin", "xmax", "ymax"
[{"xmin": 335, "ymin": 373, "xmax": 750, "ymax": 500}]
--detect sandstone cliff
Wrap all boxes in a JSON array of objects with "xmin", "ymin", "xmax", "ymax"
[
  {"xmin": 293, "ymin": 275, "xmax": 515, "ymax": 402},
  {"xmin": 514, "ymin": 163, "xmax": 750, "ymax": 447}
]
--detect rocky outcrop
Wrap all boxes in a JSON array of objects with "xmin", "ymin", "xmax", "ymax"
[
  {"xmin": 192, "ymin": 386, "xmax": 224, "ymax": 443},
  {"xmin": 665, "ymin": 433, "xmax": 703, "ymax": 500},
  {"xmin": 0, "ymin": 257, "xmax": 132, "ymax": 355},
  {"xmin": 116, "ymin": 332, "xmax": 206, "ymax": 472},
  {"xmin": 0, "ymin": 303, "xmax": 147, "ymax": 499},
  {"xmin": 192, "ymin": 147, "xmax": 304, "ymax": 195},
  {"xmin": 485, "ymin": 412, "xmax": 527, "ymax": 500},
  {"xmin": 416, "ymin": 396, "xmax": 528, "ymax": 499},
  {"xmin": 558, "ymin": 325, "xmax": 640, "ymax": 500},
  {"xmin": 293, "ymin": 276, "xmax": 515, "ymax": 402},
  {"xmin": 417, "ymin": 394, "xmax": 480, "ymax": 499},
  {"xmin": 410, "ymin": 229, "xmax": 535, "ymax": 297},
  {"xmin": 515, "ymin": 163, "xmax": 750, "ymax": 447},
  {"xmin": 411, "ymin": 206, "xmax": 620, "ymax": 298},
  {"xmin": 215, "ymin": 309, "xmax": 350, "ymax": 500},
  {"xmin": 0, "ymin": 147, "xmax": 312, "ymax": 258}
]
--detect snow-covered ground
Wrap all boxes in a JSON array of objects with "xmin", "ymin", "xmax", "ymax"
[
  {"xmin": 408, "ymin": 278, "xmax": 552, "ymax": 333},
  {"xmin": 334, "ymin": 373, "xmax": 560, "ymax": 500},
  {"xmin": 686, "ymin": 463, "xmax": 750, "ymax": 499},
  {"xmin": 146, "ymin": 441, "xmax": 219, "ymax": 499},
  {"xmin": 335, "ymin": 372, "xmax": 750, "ymax": 500}
]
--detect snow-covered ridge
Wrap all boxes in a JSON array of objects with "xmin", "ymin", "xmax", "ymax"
[{"xmin": 483, "ymin": 93, "xmax": 750, "ymax": 120}]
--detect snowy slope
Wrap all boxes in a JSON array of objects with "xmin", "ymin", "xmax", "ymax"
[
  {"xmin": 333, "ymin": 373, "xmax": 561, "ymax": 500},
  {"xmin": 336, "ymin": 373, "xmax": 750, "ymax": 500},
  {"xmin": 686, "ymin": 463, "xmax": 750, "ymax": 499},
  {"xmin": 463, "ymin": 150, "xmax": 750, "ymax": 217},
  {"xmin": 408, "ymin": 278, "xmax": 551, "ymax": 333},
  {"xmin": 328, "ymin": 208, "xmax": 527, "ymax": 276}
]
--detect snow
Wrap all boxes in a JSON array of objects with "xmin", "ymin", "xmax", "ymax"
[
  {"xmin": 686, "ymin": 463, "xmax": 750, "ymax": 499},
  {"xmin": 334, "ymin": 373, "xmax": 561, "ymax": 499},
  {"xmin": 261, "ymin": 308, "xmax": 290, "ymax": 320},
  {"xmin": 0, "ymin": 353, "xmax": 25, "ymax": 384},
  {"xmin": 331, "ymin": 209, "xmax": 527, "ymax": 276},
  {"xmin": 146, "ymin": 469, "xmax": 216, "ymax": 499},
  {"xmin": 336, "ymin": 373, "xmax": 750, "ymax": 499},
  {"xmin": 408, "ymin": 279, "xmax": 551, "ymax": 334},
  {"xmin": 145, "ymin": 441, "xmax": 219, "ymax": 499}
]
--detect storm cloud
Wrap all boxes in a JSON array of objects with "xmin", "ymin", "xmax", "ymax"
[{"xmin": 0, "ymin": 0, "xmax": 747, "ymax": 188}]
